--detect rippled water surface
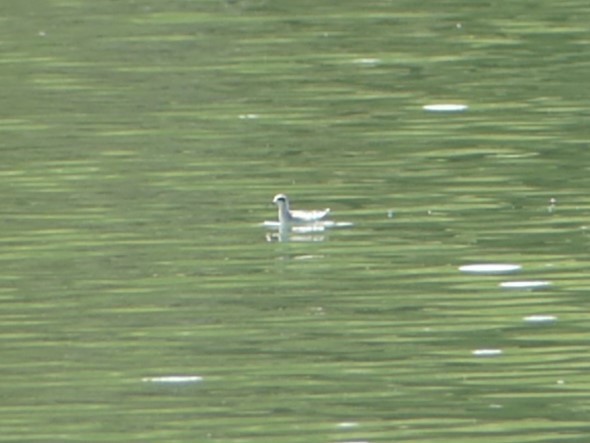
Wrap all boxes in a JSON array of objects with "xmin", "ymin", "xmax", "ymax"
[{"xmin": 2, "ymin": 0, "xmax": 590, "ymax": 441}]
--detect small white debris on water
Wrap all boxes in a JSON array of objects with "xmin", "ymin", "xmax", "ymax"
[
  {"xmin": 523, "ymin": 315, "xmax": 557, "ymax": 323},
  {"xmin": 337, "ymin": 422, "xmax": 360, "ymax": 429},
  {"xmin": 353, "ymin": 58, "xmax": 381, "ymax": 66},
  {"xmin": 238, "ymin": 114, "xmax": 259, "ymax": 119},
  {"xmin": 459, "ymin": 264, "xmax": 521, "ymax": 275},
  {"xmin": 500, "ymin": 281, "xmax": 552, "ymax": 289},
  {"xmin": 423, "ymin": 104, "xmax": 468, "ymax": 112},
  {"xmin": 142, "ymin": 376, "xmax": 203, "ymax": 383},
  {"xmin": 472, "ymin": 349, "xmax": 503, "ymax": 357}
]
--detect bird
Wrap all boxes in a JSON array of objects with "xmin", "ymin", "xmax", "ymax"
[{"xmin": 272, "ymin": 194, "xmax": 330, "ymax": 224}]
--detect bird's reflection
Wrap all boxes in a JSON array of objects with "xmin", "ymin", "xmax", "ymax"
[{"xmin": 265, "ymin": 224, "xmax": 326, "ymax": 243}]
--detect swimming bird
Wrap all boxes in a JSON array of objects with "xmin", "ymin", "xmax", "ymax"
[{"xmin": 272, "ymin": 194, "xmax": 330, "ymax": 224}]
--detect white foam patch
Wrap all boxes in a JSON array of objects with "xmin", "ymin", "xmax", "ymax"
[
  {"xmin": 523, "ymin": 315, "xmax": 557, "ymax": 323},
  {"xmin": 500, "ymin": 281, "xmax": 552, "ymax": 289},
  {"xmin": 142, "ymin": 376, "xmax": 203, "ymax": 384},
  {"xmin": 337, "ymin": 422, "xmax": 360, "ymax": 429},
  {"xmin": 353, "ymin": 58, "xmax": 381, "ymax": 66},
  {"xmin": 472, "ymin": 349, "xmax": 503, "ymax": 357},
  {"xmin": 423, "ymin": 104, "xmax": 468, "ymax": 112},
  {"xmin": 459, "ymin": 264, "xmax": 521, "ymax": 274}
]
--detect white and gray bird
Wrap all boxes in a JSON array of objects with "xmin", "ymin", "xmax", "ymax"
[{"xmin": 272, "ymin": 194, "xmax": 330, "ymax": 224}]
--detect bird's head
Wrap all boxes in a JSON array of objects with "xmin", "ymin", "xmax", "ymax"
[{"xmin": 272, "ymin": 194, "xmax": 289, "ymax": 206}]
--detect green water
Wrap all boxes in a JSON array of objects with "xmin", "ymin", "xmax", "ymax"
[{"xmin": 2, "ymin": 0, "xmax": 590, "ymax": 441}]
